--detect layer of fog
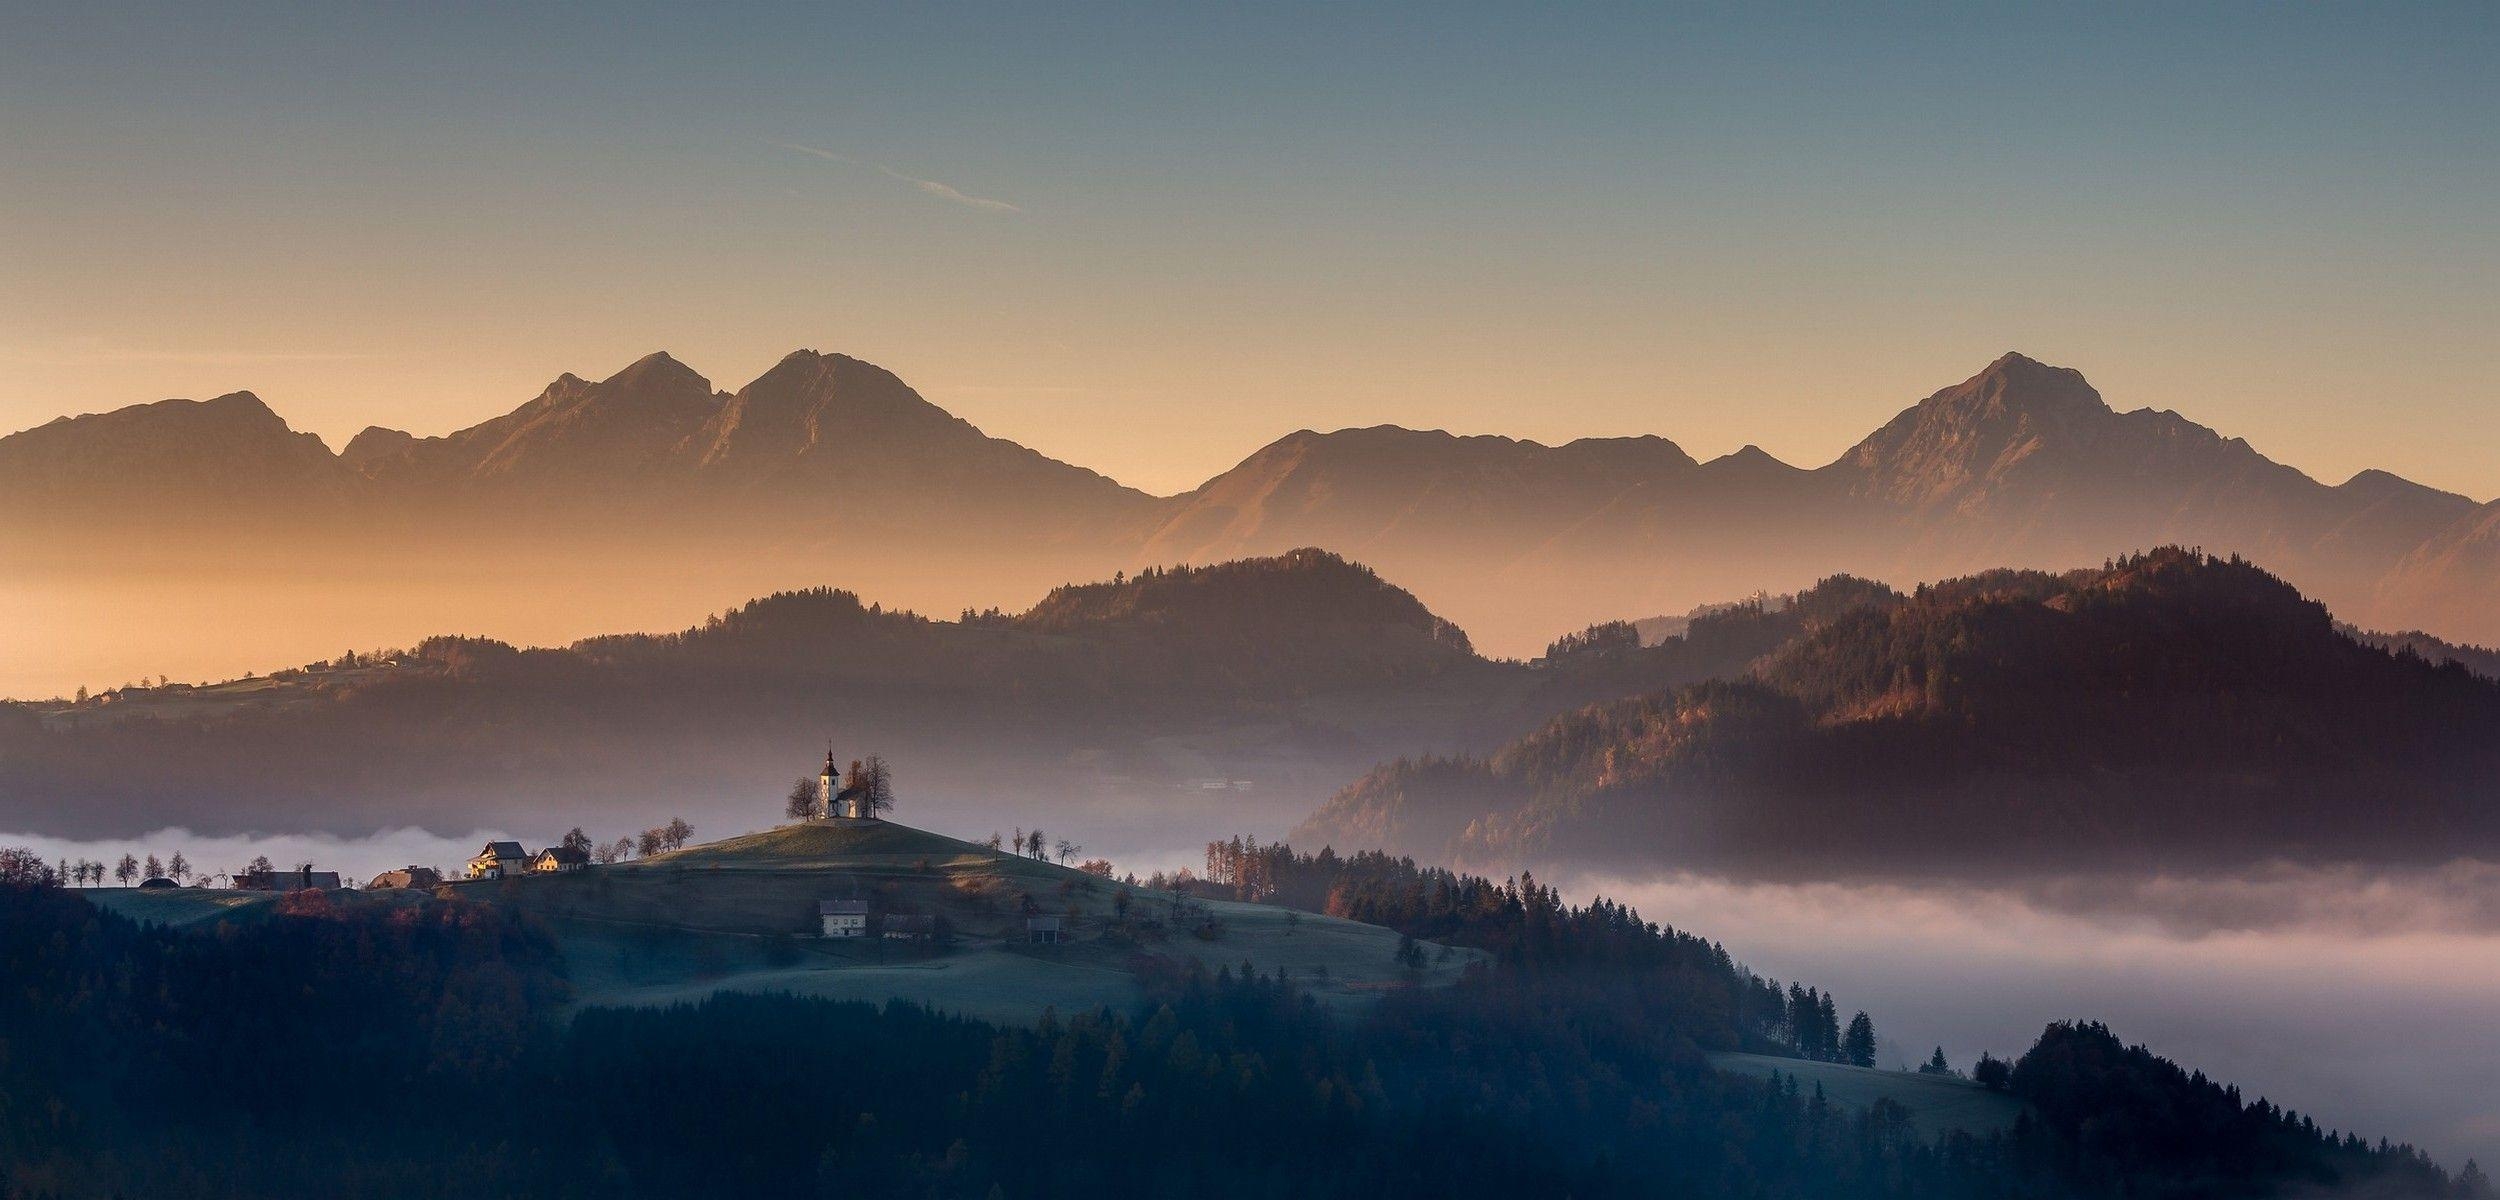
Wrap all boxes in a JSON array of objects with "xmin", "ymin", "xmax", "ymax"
[
  {"xmin": 1570, "ymin": 866, "xmax": 2500, "ymax": 1170},
  {"xmin": 15, "ymin": 821, "xmax": 2493, "ymax": 1168},
  {"xmin": 2, "ymin": 826, "xmax": 512, "ymax": 884}
]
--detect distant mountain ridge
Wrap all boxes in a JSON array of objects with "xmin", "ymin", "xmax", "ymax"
[
  {"xmin": 1138, "ymin": 352, "xmax": 2492, "ymax": 648},
  {"xmin": 5, "ymin": 348, "xmax": 2494, "ymax": 652}
]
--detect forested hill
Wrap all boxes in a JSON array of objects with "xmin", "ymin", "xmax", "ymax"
[
  {"xmin": 1, "ymin": 550, "xmax": 1760, "ymax": 840},
  {"xmin": 1297, "ymin": 548, "xmax": 2500, "ymax": 876},
  {"xmin": 1013, "ymin": 549, "xmax": 1474, "ymax": 654}
]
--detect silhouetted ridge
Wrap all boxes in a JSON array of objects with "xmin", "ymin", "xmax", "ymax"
[{"xmin": 1298, "ymin": 547, "xmax": 2500, "ymax": 874}]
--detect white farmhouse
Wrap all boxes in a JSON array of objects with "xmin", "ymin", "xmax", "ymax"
[{"xmin": 819, "ymin": 899, "xmax": 869, "ymax": 938}]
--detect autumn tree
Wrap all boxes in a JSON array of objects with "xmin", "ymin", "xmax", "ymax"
[
  {"xmin": 664, "ymin": 818, "xmax": 693, "ymax": 851},
  {"xmin": 845, "ymin": 757, "xmax": 895, "ymax": 818}
]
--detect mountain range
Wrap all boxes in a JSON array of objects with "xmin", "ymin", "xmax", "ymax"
[{"xmin": 5, "ymin": 349, "xmax": 2495, "ymax": 675}]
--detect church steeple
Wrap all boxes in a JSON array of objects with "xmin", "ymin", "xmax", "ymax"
[{"xmin": 819, "ymin": 744, "xmax": 840, "ymax": 821}]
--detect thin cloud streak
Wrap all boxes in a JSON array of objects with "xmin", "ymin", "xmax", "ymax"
[
  {"xmin": 0, "ymin": 340, "xmax": 372, "ymax": 367},
  {"xmin": 769, "ymin": 140, "xmax": 1022, "ymax": 213}
]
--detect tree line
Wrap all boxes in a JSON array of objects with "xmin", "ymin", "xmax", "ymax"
[{"xmin": 0, "ymin": 850, "xmax": 2480, "ymax": 1199}]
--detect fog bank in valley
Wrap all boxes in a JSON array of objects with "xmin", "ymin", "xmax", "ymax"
[{"xmin": 1579, "ymin": 864, "xmax": 2500, "ymax": 1170}]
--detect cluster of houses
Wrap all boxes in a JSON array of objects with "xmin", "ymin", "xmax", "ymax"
[
  {"xmin": 817, "ymin": 899, "xmax": 940, "ymax": 942},
  {"xmin": 464, "ymin": 840, "xmax": 590, "ymax": 880}
]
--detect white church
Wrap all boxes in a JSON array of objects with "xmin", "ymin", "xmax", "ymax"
[{"xmin": 811, "ymin": 749, "xmax": 882, "ymax": 821}]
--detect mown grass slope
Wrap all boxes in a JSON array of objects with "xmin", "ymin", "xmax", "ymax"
[{"xmin": 455, "ymin": 819, "xmax": 1478, "ymax": 1022}]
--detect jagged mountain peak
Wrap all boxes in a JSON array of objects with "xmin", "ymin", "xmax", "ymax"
[
  {"xmin": 600, "ymin": 350, "xmax": 711, "ymax": 392},
  {"xmin": 1929, "ymin": 351, "xmax": 2110, "ymax": 423},
  {"xmin": 1837, "ymin": 353, "xmax": 2126, "ymax": 507}
]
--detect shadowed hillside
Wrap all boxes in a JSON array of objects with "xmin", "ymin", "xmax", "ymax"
[{"xmin": 1297, "ymin": 548, "xmax": 2500, "ymax": 876}]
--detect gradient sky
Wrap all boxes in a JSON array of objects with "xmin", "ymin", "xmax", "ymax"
[{"xmin": 3, "ymin": 2, "xmax": 2494, "ymax": 498}]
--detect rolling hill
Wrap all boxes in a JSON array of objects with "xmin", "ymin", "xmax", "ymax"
[{"xmin": 451, "ymin": 818, "xmax": 1480, "ymax": 1023}]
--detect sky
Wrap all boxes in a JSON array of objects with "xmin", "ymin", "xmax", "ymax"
[{"xmin": 1, "ymin": 2, "xmax": 2494, "ymax": 498}]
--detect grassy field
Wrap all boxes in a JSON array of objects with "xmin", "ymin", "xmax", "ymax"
[
  {"xmin": 456, "ymin": 819, "xmax": 1479, "ymax": 1022},
  {"xmin": 1708, "ymin": 1053, "xmax": 2029, "ymax": 1138},
  {"xmin": 79, "ymin": 887, "xmax": 274, "ymax": 928}
]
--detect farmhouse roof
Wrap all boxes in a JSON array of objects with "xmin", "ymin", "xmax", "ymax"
[
  {"xmin": 820, "ymin": 900, "xmax": 871, "ymax": 915},
  {"xmin": 480, "ymin": 841, "xmax": 526, "ymax": 859}
]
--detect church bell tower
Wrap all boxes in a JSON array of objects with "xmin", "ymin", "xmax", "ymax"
[{"xmin": 820, "ymin": 748, "xmax": 840, "ymax": 821}]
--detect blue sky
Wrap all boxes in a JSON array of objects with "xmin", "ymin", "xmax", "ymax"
[{"xmin": 3, "ymin": 2, "xmax": 2493, "ymax": 494}]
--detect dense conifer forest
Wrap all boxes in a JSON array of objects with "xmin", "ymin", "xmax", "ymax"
[{"xmin": 0, "ymin": 853, "xmax": 2475, "ymax": 1199}]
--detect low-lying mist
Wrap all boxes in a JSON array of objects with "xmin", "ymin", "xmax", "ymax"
[
  {"xmin": 1572, "ymin": 864, "xmax": 2500, "ymax": 1170},
  {"xmin": 18, "ymin": 820, "xmax": 2494, "ymax": 1170},
  {"xmin": 3, "ymin": 826, "xmax": 512, "ymax": 885}
]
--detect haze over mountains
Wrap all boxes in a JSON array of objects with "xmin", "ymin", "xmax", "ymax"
[
  {"xmin": 0, "ymin": 551, "xmax": 1722, "ymax": 852},
  {"xmin": 4, "ymin": 348, "xmax": 2495, "ymax": 696},
  {"xmin": 11, "ymin": 546, "xmax": 2493, "ymax": 882},
  {"xmin": 1296, "ymin": 548, "xmax": 2500, "ymax": 877}
]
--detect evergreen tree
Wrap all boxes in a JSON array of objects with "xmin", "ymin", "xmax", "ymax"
[{"xmin": 1842, "ymin": 1011, "xmax": 1877, "ymax": 1067}]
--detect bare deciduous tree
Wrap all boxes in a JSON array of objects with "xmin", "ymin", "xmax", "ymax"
[{"xmin": 786, "ymin": 776, "xmax": 820, "ymax": 820}]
